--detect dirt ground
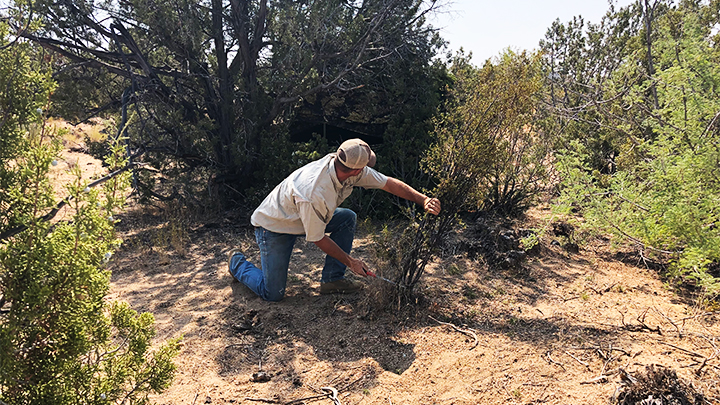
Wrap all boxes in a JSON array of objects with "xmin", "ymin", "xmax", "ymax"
[
  {"xmin": 99, "ymin": 204, "xmax": 719, "ymax": 405},
  {"xmin": 54, "ymin": 141, "xmax": 720, "ymax": 405}
]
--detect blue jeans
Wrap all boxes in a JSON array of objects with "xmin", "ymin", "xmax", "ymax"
[{"xmin": 229, "ymin": 208, "xmax": 357, "ymax": 301}]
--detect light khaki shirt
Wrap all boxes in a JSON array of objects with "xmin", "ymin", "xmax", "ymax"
[{"xmin": 250, "ymin": 153, "xmax": 388, "ymax": 242}]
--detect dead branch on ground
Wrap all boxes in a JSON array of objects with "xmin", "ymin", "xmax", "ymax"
[
  {"xmin": 544, "ymin": 350, "xmax": 566, "ymax": 371},
  {"xmin": 429, "ymin": 315, "xmax": 479, "ymax": 349},
  {"xmin": 617, "ymin": 308, "xmax": 662, "ymax": 335},
  {"xmin": 587, "ymin": 282, "xmax": 618, "ymax": 296},
  {"xmin": 565, "ymin": 350, "xmax": 592, "ymax": 371}
]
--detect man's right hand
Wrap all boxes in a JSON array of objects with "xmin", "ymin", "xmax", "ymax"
[{"xmin": 348, "ymin": 256, "xmax": 371, "ymax": 277}]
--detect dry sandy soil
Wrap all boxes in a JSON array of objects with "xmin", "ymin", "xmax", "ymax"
[
  {"xmin": 105, "ymin": 206, "xmax": 720, "ymax": 405},
  {"xmin": 53, "ymin": 139, "xmax": 720, "ymax": 405}
]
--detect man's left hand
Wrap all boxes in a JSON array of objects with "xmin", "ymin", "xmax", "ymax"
[{"xmin": 423, "ymin": 197, "xmax": 441, "ymax": 215}]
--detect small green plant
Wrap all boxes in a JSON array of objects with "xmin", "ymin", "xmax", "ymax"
[
  {"xmin": 462, "ymin": 286, "xmax": 478, "ymax": 300},
  {"xmin": 580, "ymin": 291, "xmax": 590, "ymax": 301},
  {"xmin": 520, "ymin": 229, "xmax": 543, "ymax": 251},
  {"xmin": 447, "ymin": 263, "xmax": 462, "ymax": 275},
  {"xmin": 512, "ymin": 388, "xmax": 522, "ymax": 399}
]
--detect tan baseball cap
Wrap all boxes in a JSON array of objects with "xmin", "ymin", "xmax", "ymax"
[{"xmin": 337, "ymin": 138, "xmax": 376, "ymax": 169}]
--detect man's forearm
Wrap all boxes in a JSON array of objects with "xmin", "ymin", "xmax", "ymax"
[
  {"xmin": 382, "ymin": 177, "xmax": 441, "ymax": 215},
  {"xmin": 314, "ymin": 236, "xmax": 369, "ymax": 277},
  {"xmin": 382, "ymin": 177, "xmax": 428, "ymax": 206},
  {"xmin": 313, "ymin": 236, "xmax": 351, "ymax": 266}
]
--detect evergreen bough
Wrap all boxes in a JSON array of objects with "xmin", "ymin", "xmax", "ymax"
[{"xmin": 0, "ymin": 9, "xmax": 180, "ymax": 404}]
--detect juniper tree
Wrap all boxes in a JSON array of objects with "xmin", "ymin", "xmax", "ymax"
[
  {"xmin": 553, "ymin": 0, "xmax": 720, "ymax": 298},
  {"xmin": 0, "ymin": 6, "xmax": 180, "ymax": 404}
]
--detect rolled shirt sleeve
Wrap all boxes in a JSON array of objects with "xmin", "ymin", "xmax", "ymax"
[
  {"xmin": 353, "ymin": 167, "xmax": 388, "ymax": 189},
  {"xmin": 296, "ymin": 199, "xmax": 330, "ymax": 242}
]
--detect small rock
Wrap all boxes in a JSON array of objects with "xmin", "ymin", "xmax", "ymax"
[
  {"xmin": 251, "ymin": 371, "xmax": 271, "ymax": 383},
  {"xmin": 232, "ymin": 322, "xmax": 253, "ymax": 331}
]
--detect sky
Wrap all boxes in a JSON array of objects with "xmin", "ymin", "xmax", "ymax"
[{"xmin": 429, "ymin": 0, "xmax": 637, "ymax": 63}]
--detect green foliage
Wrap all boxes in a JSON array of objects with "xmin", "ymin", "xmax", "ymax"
[
  {"xmin": 29, "ymin": 0, "xmax": 446, "ymax": 207},
  {"xmin": 0, "ymin": 15, "xmax": 56, "ymax": 240},
  {"xmin": 384, "ymin": 50, "xmax": 550, "ymax": 293},
  {"xmin": 555, "ymin": 2, "xmax": 720, "ymax": 296},
  {"xmin": 345, "ymin": 59, "xmax": 450, "ymax": 219},
  {"xmin": 0, "ymin": 16, "xmax": 179, "ymax": 403},
  {"xmin": 540, "ymin": 4, "xmax": 645, "ymax": 175},
  {"xmin": 426, "ymin": 50, "xmax": 549, "ymax": 215}
]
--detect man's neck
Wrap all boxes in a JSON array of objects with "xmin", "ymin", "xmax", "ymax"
[{"xmin": 334, "ymin": 160, "xmax": 363, "ymax": 182}]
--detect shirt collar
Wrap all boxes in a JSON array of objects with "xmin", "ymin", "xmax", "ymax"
[
  {"xmin": 327, "ymin": 153, "xmax": 364, "ymax": 187},
  {"xmin": 327, "ymin": 154, "xmax": 343, "ymax": 190}
]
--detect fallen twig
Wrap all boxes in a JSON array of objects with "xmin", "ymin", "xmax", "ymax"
[
  {"xmin": 282, "ymin": 386, "xmax": 343, "ymax": 405},
  {"xmin": 587, "ymin": 282, "xmax": 617, "ymax": 296},
  {"xmin": 655, "ymin": 340, "xmax": 706, "ymax": 359},
  {"xmin": 679, "ymin": 311, "xmax": 720, "ymax": 322},
  {"xmin": 617, "ymin": 308, "xmax": 661, "ymax": 334},
  {"xmin": 338, "ymin": 372, "xmax": 368, "ymax": 393},
  {"xmin": 565, "ymin": 350, "xmax": 591, "ymax": 371},
  {"xmin": 244, "ymin": 398, "xmax": 280, "ymax": 404},
  {"xmin": 695, "ymin": 353, "xmax": 717, "ymax": 376},
  {"xmin": 322, "ymin": 387, "xmax": 342, "ymax": 405},
  {"xmin": 570, "ymin": 345, "xmax": 631, "ymax": 357},
  {"xmin": 544, "ymin": 351, "xmax": 566, "ymax": 371},
  {"xmin": 429, "ymin": 315, "xmax": 479, "ymax": 349},
  {"xmin": 637, "ymin": 308, "xmax": 662, "ymax": 335},
  {"xmin": 282, "ymin": 393, "xmax": 329, "ymax": 404},
  {"xmin": 598, "ymin": 344, "xmax": 623, "ymax": 376},
  {"xmin": 580, "ymin": 375, "xmax": 608, "ymax": 384},
  {"xmin": 652, "ymin": 307, "xmax": 682, "ymax": 337}
]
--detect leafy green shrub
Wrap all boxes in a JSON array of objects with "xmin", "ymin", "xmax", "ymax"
[
  {"xmin": 0, "ymin": 123, "xmax": 181, "ymax": 405},
  {"xmin": 0, "ymin": 15, "xmax": 179, "ymax": 404},
  {"xmin": 555, "ymin": 5, "xmax": 720, "ymax": 297},
  {"xmin": 383, "ymin": 50, "xmax": 549, "ymax": 295}
]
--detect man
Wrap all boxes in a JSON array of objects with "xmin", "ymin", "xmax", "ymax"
[{"xmin": 228, "ymin": 138, "xmax": 441, "ymax": 301}]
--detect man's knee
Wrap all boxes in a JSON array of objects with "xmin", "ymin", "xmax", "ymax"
[
  {"xmin": 337, "ymin": 208, "xmax": 357, "ymax": 226},
  {"xmin": 261, "ymin": 287, "xmax": 286, "ymax": 302}
]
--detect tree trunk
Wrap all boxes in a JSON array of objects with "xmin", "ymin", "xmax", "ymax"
[
  {"xmin": 212, "ymin": 0, "xmax": 234, "ymax": 171},
  {"xmin": 644, "ymin": 0, "xmax": 659, "ymax": 110},
  {"xmin": 229, "ymin": 0, "xmax": 268, "ymax": 180}
]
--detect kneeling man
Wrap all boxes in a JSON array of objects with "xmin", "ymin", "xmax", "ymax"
[{"xmin": 229, "ymin": 139, "xmax": 441, "ymax": 301}]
